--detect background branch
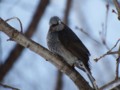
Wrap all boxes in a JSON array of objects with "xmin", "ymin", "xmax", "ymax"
[{"xmin": 55, "ymin": 0, "xmax": 72, "ymax": 90}]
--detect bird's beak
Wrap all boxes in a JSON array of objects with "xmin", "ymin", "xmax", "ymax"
[{"xmin": 58, "ymin": 20, "xmax": 61, "ymax": 24}]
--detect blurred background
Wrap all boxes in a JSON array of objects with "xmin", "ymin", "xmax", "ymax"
[{"xmin": 0, "ymin": 0, "xmax": 120, "ymax": 90}]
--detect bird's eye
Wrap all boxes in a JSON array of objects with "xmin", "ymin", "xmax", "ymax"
[{"xmin": 51, "ymin": 20, "xmax": 61, "ymax": 26}]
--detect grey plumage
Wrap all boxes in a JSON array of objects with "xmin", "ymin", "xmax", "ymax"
[{"xmin": 47, "ymin": 16, "xmax": 90, "ymax": 72}]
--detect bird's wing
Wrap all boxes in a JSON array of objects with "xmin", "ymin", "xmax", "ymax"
[{"xmin": 58, "ymin": 23, "xmax": 90, "ymax": 66}]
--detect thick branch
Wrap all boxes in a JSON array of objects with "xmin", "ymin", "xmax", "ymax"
[{"xmin": 0, "ymin": 18, "xmax": 93, "ymax": 90}]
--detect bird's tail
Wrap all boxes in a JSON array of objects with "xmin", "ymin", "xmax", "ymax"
[{"xmin": 75, "ymin": 60, "xmax": 98, "ymax": 90}]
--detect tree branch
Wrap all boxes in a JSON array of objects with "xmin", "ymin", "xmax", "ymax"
[
  {"xmin": 100, "ymin": 78, "xmax": 120, "ymax": 90},
  {"xmin": 0, "ymin": 83, "xmax": 19, "ymax": 90},
  {"xmin": 0, "ymin": 18, "xmax": 93, "ymax": 90},
  {"xmin": 113, "ymin": 0, "xmax": 120, "ymax": 20}
]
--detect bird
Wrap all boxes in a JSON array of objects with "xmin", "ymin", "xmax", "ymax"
[
  {"xmin": 47, "ymin": 16, "xmax": 90, "ymax": 71},
  {"xmin": 47, "ymin": 16, "xmax": 98, "ymax": 89}
]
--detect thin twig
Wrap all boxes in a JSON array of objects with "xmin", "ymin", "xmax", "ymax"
[
  {"xmin": 109, "ymin": 39, "xmax": 120, "ymax": 52},
  {"xmin": 115, "ymin": 46, "xmax": 120, "ymax": 80},
  {"xmin": 5, "ymin": 17, "xmax": 23, "ymax": 33},
  {"xmin": 0, "ymin": 83, "xmax": 19, "ymax": 90},
  {"xmin": 113, "ymin": 0, "xmax": 120, "ymax": 20},
  {"xmin": 99, "ymin": 2, "xmax": 110, "ymax": 50},
  {"xmin": 94, "ymin": 39, "xmax": 120, "ymax": 62},
  {"xmin": 104, "ymin": 1, "xmax": 109, "ymax": 40},
  {"xmin": 115, "ymin": 57, "xmax": 119, "ymax": 80},
  {"xmin": 76, "ymin": 27, "xmax": 100, "ymax": 44},
  {"xmin": 5, "ymin": 17, "xmax": 23, "ymax": 41},
  {"xmin": 94, "ymin": 51, "xmax": 118, "ymax": 62}
]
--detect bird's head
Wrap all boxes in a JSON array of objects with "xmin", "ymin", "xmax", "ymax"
[
  {"xmin": 49, "ymin": 16, "xmax": 64, "ymax": 32},
  {"xmin": 49, "ymin": 16, "xmax": 61, "ymax": 26}
]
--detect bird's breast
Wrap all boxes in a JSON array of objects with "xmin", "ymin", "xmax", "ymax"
[{"xmin": 47, "ymin": 32, "xmax": 78, "ymax": 66}]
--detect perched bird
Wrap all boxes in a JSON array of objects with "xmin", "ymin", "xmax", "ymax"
[
  {"xmin": 47, "ymin": 16, "xmax": 98, "ymax": 89},
  {"xmin": 47, "ymin": 16, "xmax": 90, "ymax": 72}
]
